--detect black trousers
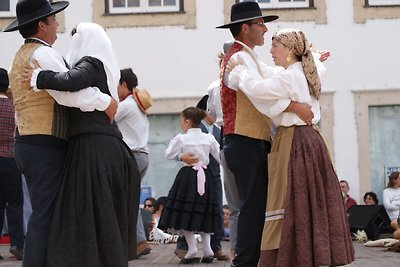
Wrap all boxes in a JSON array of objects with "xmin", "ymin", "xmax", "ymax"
[
  {"xmin": 223, "ymin": 134, "xmax": 270, "ymax": 267},
  {"xmin": 14, "ymin": 139, "xmax": 67, "ymax": 267},
  {"xmin": 0, "ymin": 157, "xmax": 24, "ymax": 248}
]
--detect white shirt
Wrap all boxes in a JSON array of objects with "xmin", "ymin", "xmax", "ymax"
[
  {"xmin": 165, "ymin": 128, "xmax": 220, "ymax": 166},
  {"xmin": 223, "ymin": 41, "xmax": 290, "ymax": 122},
  {"xmin": 206, "ymin": 79, "xmax": 223, "ymax": 127},
  {"xmin": 115, "ymin": 95, "xmax": 150, "ymax": 153},
  {"xmin": 230, "ymin": 62, "xmax": 321, "ymax": 127},
  {"xmin": 31, "ymin": 40, "xmax": 110, "ymax": 111},
  {"xmin": 383, "ymin": 187, "xmax": 400, "ymax": 220}
]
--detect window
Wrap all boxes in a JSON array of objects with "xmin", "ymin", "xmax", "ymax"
[
  {"xmin": 367, "ymin": 0, "xmax": 400, "ymax": 6},
  {"xmin": 240, "ymin": 0, "xmax": 311, "ymax": 9},
  {"xmin": 354, "ymin": 89, "xmax": 400, "ymax": 204},
  {"xmin": 109, "ymin": 0, "xmax": 180, "ymax": 14},
  {"xmin": 354, "ymin": 0, "xmax": 400, "ymax": 23},
  {"xmin": 0, "ymin": 0, "xmax": 17, "ymax": 17},
  {"xmin": 97, "ymin": 0, "xmax": 194, "ymax": 29}
]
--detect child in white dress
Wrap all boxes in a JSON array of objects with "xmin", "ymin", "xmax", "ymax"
[{"xmin": 158, "ymin": 107, "xmax": 221, "ymax": 264}]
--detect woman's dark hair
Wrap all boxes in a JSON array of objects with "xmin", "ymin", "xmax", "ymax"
[
  {"xmin": 144, "ymin": 197, "xmax": 156, "ymax": 207},
  {"xmin": 181, "ymin": 107, "xmax": 206, "ymax": 127},
  {"xmin": 387, "ymin": 171, "xmax": 400, "ymax": 188},
  {"xmin": 363, "ymin": 191, "xmax": 378, "ymax": 204},
  {"xmin": 19, "ymin": 17, "xmax": 49, "ymax": 39},
  {"xmin": 155, "ymin": 196, "xmax": 167, "ymax": 212},
  {"xmin": 119, "ymin": 68, "xmax": 138, "ymax": 92}
]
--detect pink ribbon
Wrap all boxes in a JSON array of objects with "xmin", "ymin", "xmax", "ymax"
[{"xmin": 192, "ymin": 163, "xmax": 207, "ymax": 196}]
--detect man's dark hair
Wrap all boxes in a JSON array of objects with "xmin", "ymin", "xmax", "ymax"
[
  {"xmin": 19, "ymin": 17, "xmax": 49, "ymax": 39},
  {"xmin": 0, "ymin": 68, "xmax": 9, "ymax": 93},
  {"xmin": 230, "ymin": 22, "xmax": 245, "ymax": 37},
  {"xmin": 119, "ymin": 68, "xmax": 138, "ymax": 92}
]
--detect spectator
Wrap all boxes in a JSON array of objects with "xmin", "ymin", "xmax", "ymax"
[
  {"xmin": 141, "ymin": 197, "xmax": 157, "ymax": 240},
  {"xmin": 153, "ymin": 196, "xmax": 167, "ymax": 228},
  {"xmin": 383, "ymin": 171, "xmax": 400, "ymax": 221},
  {"xmin": 143, "ymin": 197, "xmax": 156, "ymax": 214},
  {"xmin": 363, "ymin": 192, "xmax": 379, "ymax": 205},
  {"xmin": 340, "ymin": 180, "xmax": 357, "ymax": 210},
  {"xmin": 222, "ymin": 205, "xmax": 230, "ymax": 240},
  {"xmin": 0, "ymin": 68, "xmax": 24, "ymax": 260},
  {"xmin": 148, "ymin": 196, "xmax": 178, "ymax": 244}
]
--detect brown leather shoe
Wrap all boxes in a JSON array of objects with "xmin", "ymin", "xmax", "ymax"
[
  {"xmin": 174, "ymin": 248, "xmax": 187, "ymax": 260},
  {"xmin": 136, "ymin": 240, "xmax": 151, "ymax": 258},
  {"xmin": 213, "ymin": 250, "xmax": 230, "ymax": 261}
]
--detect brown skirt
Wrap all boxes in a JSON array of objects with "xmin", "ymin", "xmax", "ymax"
[{"xmin": 260, "ymin": 125, "xmax": 355, "ymax": 267}]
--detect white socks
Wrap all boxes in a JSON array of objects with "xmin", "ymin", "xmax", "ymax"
[
  {"xmin": 182, "ymin": 231, "xmax": 214, "ymax": 258},
  {"xmin": 182, "ymin": 230, "xmax": 198, "ymax": 259},
  {"xmin": 200, "ymin": 233, "xmax": 213, "ymax": 257}
]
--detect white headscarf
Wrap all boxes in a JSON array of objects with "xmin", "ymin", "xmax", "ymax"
[{"xmin": 65, "ymin": 22, "xmax": 120, "ymax": 102}]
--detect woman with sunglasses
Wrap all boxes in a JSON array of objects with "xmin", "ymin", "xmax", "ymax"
[{"xmin": 383, "ymin": 171, "xmax": 400, "ymax": 221}]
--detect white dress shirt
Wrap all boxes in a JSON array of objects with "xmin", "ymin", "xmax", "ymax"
[
  {"xmin": 165, "ymin": 128, "xmax": 220, "ymax": 166},
  {"xmin": 223, "ymin": 41, "xmax": 289, "ymax": 122},
  {"xmin": 31, "ymin": 38, "xmax": 110, "ymax": 111},
  {"xmin": 230, "ymin": 62, "xmax": 321, "ymax": 127},
  {"xmin": 206, "ymin": 79, "xmax": 223, "ymax": 127},
  {"xmin": 115, "ymin": 95, "xmax": 150, "ymax": 153}
]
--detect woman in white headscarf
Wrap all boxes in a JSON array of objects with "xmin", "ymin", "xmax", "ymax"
[
  {"xmin": 27, "ymin": 22, "xmax": 140, "ymax": 266},
  {"xmin": 229, "ymin": 28, "xmax": 354, "ymax": 267}
]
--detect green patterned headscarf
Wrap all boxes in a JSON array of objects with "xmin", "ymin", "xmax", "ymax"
[{"xmin": 272, "ymin": 28, "xmax": 321, "ymax": 99}]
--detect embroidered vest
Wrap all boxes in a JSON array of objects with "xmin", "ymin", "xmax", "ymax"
[
  {"xmin": 220, "ymin": 42, "xmax": 270, "ymax": 141},
  {"xmin": 9, "ymin": 42, "xmax": 68, "ymax": 139}
]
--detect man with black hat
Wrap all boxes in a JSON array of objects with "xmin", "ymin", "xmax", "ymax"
[
  {"xmin": 0, "ymin": 68, "xmax": 25, "ymax": 261},
  {"xmin": 216, "ymin": 2, "xmax": 313, "ymax": 266},
  {"xmin": 3, "ymin": 1, "xmax": 116, "ymax": 266}
]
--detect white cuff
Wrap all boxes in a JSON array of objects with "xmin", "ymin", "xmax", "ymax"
[
  {"xmin": 31, "ymin": 68, "xmax": 43, "ymax": 92},
  {"xmin": 95, "ymin": 94, "xmax": 112, "ymax": 111}
]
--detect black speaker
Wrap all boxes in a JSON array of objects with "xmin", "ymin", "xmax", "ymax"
[{"xmin": 347, "ymin": 205, "xmax": 392, "ymax": 240}]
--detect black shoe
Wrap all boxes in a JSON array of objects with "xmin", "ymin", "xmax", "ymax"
[
  {"xmin": 0, "ymin": 254, "xmax": 3, "ymax": 260},
  {"xmin": 10, "ymin": 246, "xmax": 23, "ymax": 260},
  {"xmin": 180, "ymin": 257, "xmax": 201, "ymax": 264},
  {"xmin": 201, "ymin": 256, "xmax": 214, "ymax": 263}
]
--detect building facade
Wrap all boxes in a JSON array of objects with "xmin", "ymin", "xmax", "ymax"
[{"xmin": 1, "ymin": 0, "xmax": 399, "ymax": 202}]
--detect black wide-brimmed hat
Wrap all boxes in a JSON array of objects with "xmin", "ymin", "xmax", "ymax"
[
  {"xmin": 216, "ymin": 1, "xmax": 278, "ymax": 29},
  {"xmin": 3, "ymin": 0, "xmax": 69, "ymax": 32}
]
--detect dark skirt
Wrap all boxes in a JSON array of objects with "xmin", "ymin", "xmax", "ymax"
[
  {"xmin": 46, "ymin": 134, "xmax": 141, "ymax": 267},
  {"xmin": 260, "ymin": 126, "xmax": 355, "ymax": 267},
  {"xmin": 158, "ymin": 166, "xmax": 221, "ymax": 234}
]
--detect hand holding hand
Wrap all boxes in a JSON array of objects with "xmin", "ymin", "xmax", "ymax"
[
  {"xmin": 22, "ymin": 59, "xmax": 40, "ymax": 83},
  {"xmin": 286, "ymin": 101, "xmax": 314, "ymax": 125},
  {"xmin": 180, "ymin": 153, "xmax": 199, "ymax": 165}
]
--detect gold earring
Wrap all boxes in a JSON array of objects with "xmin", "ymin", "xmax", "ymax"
[{"xmin": 286, "ymin": 53, "xmax": 291, "ymax": 62}]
